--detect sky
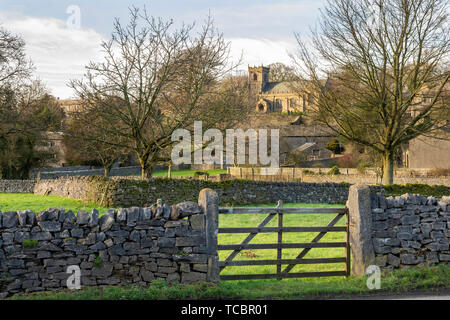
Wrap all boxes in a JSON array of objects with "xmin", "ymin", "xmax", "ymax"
[{"xmin": 0, "ymin": 0, "xmax": 325, "ymax": 99}]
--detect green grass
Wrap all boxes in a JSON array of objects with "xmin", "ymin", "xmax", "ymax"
[
  {"xmin": 0, "ymin": 193, "xmax": 111, "ymax": 215},
  {"xmin": 219, "ymin": 202, "xmax": 347, "ymax": 277},
  {"xmin": 8, "ymin": 265, "xmax": 450, "ymax": 300},
  {"xmin": 135, "ymin": 169, "xmax": 227, "ymax": 178}
]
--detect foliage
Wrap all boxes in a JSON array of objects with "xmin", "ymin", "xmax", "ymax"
[
  {"xmin": 327, "ymin": 165, "xmax": 340, "ymax": 175},
  {"xmin": 0, "ymin": 27, "xmax": 64, "ymax": 179},
  {"xmin": 0, "ymin": 83, "xmax": 64, "ymax": 179},
  {"xmin": 93, "ymin": 255, "xmax": 102, "ymax": 268},
  {"xmin": 326, "ymin": 139, "xmax": 344, "ymax": 154},
  {"xmin": 22, "ymin": 240, "xmax": 38, "ymax": 249},
  {"xmin": 380, "ymin": 184, "xmax": 450, "ymax": 198},
  {"xmin": 194, "ymin": 171, "xmax": 209, "ymax": 178}
]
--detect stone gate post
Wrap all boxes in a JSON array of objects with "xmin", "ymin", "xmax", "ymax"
[
  {"xmin": 347, "ymin": 184, "xmax": 375, "ymax": 276},
  {"xmin": 198, "ymin": 188, "xmax": 219, "ymax": 282}
]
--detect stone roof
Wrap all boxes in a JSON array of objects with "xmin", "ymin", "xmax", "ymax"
[
  {"xmin": 280, "ymin": 125, "xmax": 336, "ymax": 137},
  {"xmin": 262, "ymin": 81, "xmax": 303, "ymax": 94},
  {"xmin": 262, "ymin": 80, "xmax": 327, "ymax": 94}
]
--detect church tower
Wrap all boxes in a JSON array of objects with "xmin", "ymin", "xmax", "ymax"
[{"xmin": 248, "ymin": 65, "xmax": 270, "ymax": 106}]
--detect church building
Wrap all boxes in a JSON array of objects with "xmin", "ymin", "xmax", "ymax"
[{"xmin": 248, "ymin": 65, "xmax": 315, "ymax": 113}]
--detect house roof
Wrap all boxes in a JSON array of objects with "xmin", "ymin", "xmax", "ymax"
[{"xmin": 293, "ymin": 142, "xmax": 317, "ymax": 152}]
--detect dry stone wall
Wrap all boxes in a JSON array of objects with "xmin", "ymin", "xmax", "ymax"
[
  {"xmin": 0, "ymin": 200, "xmax": 212, "ymax": 298},
  {"xmin": 33, "ymin": 176, "xmax": 349, "ymax": 207},
  {"xmin": 33, "ymin": 176, "xmax": 107, "ymax": 204},
  {"xmin": 0, "ymin": 180, "xmax": 36, "ymax": 193},
  {"xmin": 369, "ymin": 193, "xmax": 450, "ymax": 270}
]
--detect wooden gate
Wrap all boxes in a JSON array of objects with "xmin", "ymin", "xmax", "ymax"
[{"xmin": 218, "ymin": 201, "xmax": 350, "ymax": 280}]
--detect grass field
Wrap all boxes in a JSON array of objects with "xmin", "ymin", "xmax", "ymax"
[
  {"xmin": 147, "ymin": 169, "xmax": 227, "ymax": 178},
  {"xmin": 0, "ymin": 193, "xmax": 111, "ymax": 215},
  {"xmin": 1, "ymin": 193, "xmax": 449, "ymax": 299},
  {"xmin": 218, "ymin": 202, "xmax": 347, "ymax": 277}
]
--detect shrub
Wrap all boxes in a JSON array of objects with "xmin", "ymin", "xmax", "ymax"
[
  {"xmin": 93, "ymin": 255, "xmax": 102, "ymax": 268},
  {"xmin": 378, "ymin": 184, "xmax": 450, "ymax": 198},
  {"xmin": 302, "ymin": 169, "xmax": 315, "ymax": 175},
  {"xmin": 327, "ymin": 166, "xmax": 340, "ymax": 175},
  {"xmin": 22, "ymin": 240, "xmax": 38, "ymax": 249},
  {"xmin": 326, "ymin": 139, "xmax": 345, "ymax": 154},
  {"xmin": 194, "ymin": 171, "xmax": 209, "ymax": 178}
]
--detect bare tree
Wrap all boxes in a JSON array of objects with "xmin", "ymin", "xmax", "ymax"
[
  {"xmin": 268, "ymin": 62, "xmax": 296, "ymax": 82},
  {"xmin": 64, "ymin": 98, "xmax": 129, "ymax": 176},
  {"xmin": 69, "ymin": 7, "xmax": 250, "ymax": 179},
  {"xmin": 0, "ymin": 26, "xmax": 33, "ymax": 88},
  {"xmin": 293, "ymin": 0, "xmax": 449, "ymax": 184}
]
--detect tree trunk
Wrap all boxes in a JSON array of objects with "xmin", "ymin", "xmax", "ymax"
[
  {"xmin": 138, "ymin": 154, "xmax": 152, "ymax": 180},
  {"xmin": 104, "ymin": 166, "xmax": 110, "ymax": 177},
  {"xmin": 382, "ymin": 151, "xmax": 394, "ymax": 185},
  {"xmin": 141, "ymin": 165, "xmax": 152, "ymax": 180}
]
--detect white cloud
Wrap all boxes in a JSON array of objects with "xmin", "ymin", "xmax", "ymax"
[
  {"xmin": 228, "ymin": 38, "xmax": 298, "ymax": 71},
  {"xmin": 0, "ymin": 9, "xmax": 306, "ymax": 98},
  {"xmin": 0, "ymin": 12, "xmax": 105, "ymax": 98}
]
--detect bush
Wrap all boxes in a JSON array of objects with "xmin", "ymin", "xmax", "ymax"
[
  {"xmin": 194, "ymin": 171, "xmax": 209, "ymax": 178},
  {"xmin": 327, "ymin": 166, "xmax": 340, "ymax": 175},
  {"xmin": 326, "ymin": 139, "xmax": 345, "ymax": 154}
]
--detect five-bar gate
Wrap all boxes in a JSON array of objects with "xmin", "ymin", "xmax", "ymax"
[{"xmin": 218, "ymin": 201, "xmax": 350, "ymax": 280}]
